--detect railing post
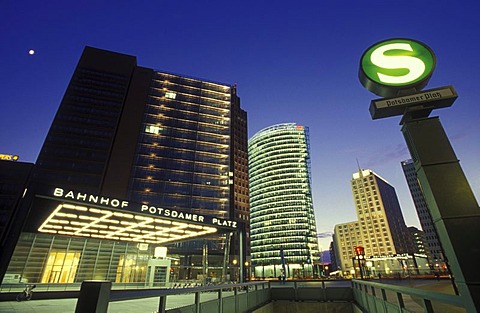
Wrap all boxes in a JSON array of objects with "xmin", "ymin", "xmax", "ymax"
[
  {"xmin": 195, "ymin": 291, "xmax": 201, "ymax": 313},
  {"xmin": 396, "ymin": 292, "xmax": 405, "ymax": 310},
  {"xmin": 423, "ymin": 298, "xmax": 434, "ymax": 313},
  {"xmin": 381, "ymin": 288, "xmax": 387, "ymax": 301},
  {"xmin": 294, "ymin": 280, "xmax": 298, "ymax": 301},
  {"xmin": 234, "ymin": 285, "xmax": 239, "ymax": 313},
  {"xmin": 218, "ymin": 288, "xmax": 223, "ymax": 313},
  {"xmin": 158, "ymin": 295, "xmax": 166, "ymax": 313}
]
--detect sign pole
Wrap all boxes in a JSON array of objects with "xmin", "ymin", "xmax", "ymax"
[
  {"xmin": 359, "ymin": 38, "xmax": 480, "ymax": 311},
  {"xmin": 401, "ymin": 115, "xmax": 480, "ymax": 312}
]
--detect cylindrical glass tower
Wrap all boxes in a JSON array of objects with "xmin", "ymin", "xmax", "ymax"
[{"xmin": 249, "ymin": 123, "xmax": 319, "ymax": 279}]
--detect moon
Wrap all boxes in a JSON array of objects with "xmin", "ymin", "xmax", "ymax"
[{"xmin": 28, "ymin": 49, "xmax": 35, "ymax": 55}]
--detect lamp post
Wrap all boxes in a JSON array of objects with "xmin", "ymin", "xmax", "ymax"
[{"xmin": 232, "ymin": 259, "xmax": 238, "ymax": 282}]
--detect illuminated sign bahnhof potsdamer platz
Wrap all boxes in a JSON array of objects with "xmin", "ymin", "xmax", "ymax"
[{"xmin": 4, "ymin": 187, "xmax": 238, "ymax": 286}]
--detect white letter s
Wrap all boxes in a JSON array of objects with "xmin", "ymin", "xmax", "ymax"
[{"xmin": 370, "ymin": 43, "xmax": 425, "ymax": 84}]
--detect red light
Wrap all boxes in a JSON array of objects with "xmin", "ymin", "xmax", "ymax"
[{"xmin": 354, "ymin": 246, "xmax": 364, "ymax": 255}]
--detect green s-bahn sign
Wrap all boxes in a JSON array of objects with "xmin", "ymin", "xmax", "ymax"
[{"xmin": 359, "ymin": 38, "xmax": 436, "ymax": 98}]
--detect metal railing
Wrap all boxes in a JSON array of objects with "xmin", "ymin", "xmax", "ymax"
[
  {"xmin": 117, "ymin": 281, "xmax": 271, "ymax": 313},
  {"xmin": 352, "ymin": 279, "xmax": 467, "ymax": 313},
  {"xmin": 3, "ymin": 279, "xmax": 466, "ymax": 312}
]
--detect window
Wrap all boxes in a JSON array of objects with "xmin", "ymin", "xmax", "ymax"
[
  {"xmin": 145, "ymin": 125, "xmax": 163, "ymax": 135},
  {"xmin": 41, "ymin": 251, "xmax": 80, "ymax": 283},
  {"xmin": 165, "ymin": 91, "xmax": 177, "ymax": 99}
]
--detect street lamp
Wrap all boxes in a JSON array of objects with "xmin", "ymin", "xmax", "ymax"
[{"xmin": 232, "ymin": 259, "xmax": 238, "ymax": 282}]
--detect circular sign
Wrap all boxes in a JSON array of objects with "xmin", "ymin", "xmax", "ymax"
[{"xmin": 359, "ymin": 38, "xmax": 436, "ymax": 98}]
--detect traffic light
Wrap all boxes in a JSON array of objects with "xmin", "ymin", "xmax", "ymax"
[{"xmin": 354, "ymin": 246, "xmax": 365, "ymax": 256}]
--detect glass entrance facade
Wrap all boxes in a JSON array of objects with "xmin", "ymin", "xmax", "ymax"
[{"xmin": 6, "ymin": 233, "xmax": 153, "ymax": 287}]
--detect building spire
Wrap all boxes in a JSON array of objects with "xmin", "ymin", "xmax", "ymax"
[{"xmin": 356, "ymin": 158, "xmax": 363, "ymax": 177}]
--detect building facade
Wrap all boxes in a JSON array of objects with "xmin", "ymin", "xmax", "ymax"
[
  {"xmin": 408, "ymin": 226, "xmax": 432, "ymax": 260},
  {"xmin": 1, "ymin": 47, "xmax": 249, "ymax": 286},
  {"xmin": 0, "ymin": 159, "xmax": 34, "ymax": 283},
  {"xmin": 401, "ymin": 159, "xmax": 444, "ymax": 262},
  {"xmin": 334, "ymin": 169, "xmax": 413, "ymax": 274},
  {"xmin": 249, "ymin": 123, "xmax": 319, "ymax": 279}
]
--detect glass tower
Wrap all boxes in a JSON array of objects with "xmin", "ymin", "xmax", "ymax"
[
  {"xmin": 249, "ymin": 123, "xmax": 319, "ymax": 279},
  {"xmin": 130, "ymin": 71, "xmax": 233, "ymax": 220}
]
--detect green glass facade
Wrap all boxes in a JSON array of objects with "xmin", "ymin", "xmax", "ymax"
[{"xmin": 249, "ymin": 123, "xmax": 319, "ymax": 278}]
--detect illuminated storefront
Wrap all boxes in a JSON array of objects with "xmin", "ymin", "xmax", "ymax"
[{"xmin": 3, "ymin": 187, "xmax": 239, "ymax": 287}]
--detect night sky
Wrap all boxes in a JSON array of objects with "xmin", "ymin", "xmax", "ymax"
[{"xmin": 2, "ymin": 1, "xmax": 479, "ymax": 250}]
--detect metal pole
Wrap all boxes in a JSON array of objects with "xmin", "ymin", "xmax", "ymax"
[
  {"xmin": 239, "ymin": 227, "xmax": 244, "ymax": 283},
  {"xmin": 158, "ymin": 295, "xmax": 166, "ymax": 313},
  {"xmin": 222, "ymin": 233, "xmax": 231, "ymax": 282},
  {"xmin": 202, "ymin": 240, "xmax": 208, "ymax": 285}
]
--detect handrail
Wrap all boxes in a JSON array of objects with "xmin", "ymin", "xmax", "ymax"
[
  {"xmin": 110, "ymin": 281, "xmax": 268, "ymax": 301},
  {"xmin": 151, "ymin": 281, "xmax": 270, "ymax": 313},
  {"xmin": 352, "ymin": 279, "xmax": 466, "ymax": 311}
]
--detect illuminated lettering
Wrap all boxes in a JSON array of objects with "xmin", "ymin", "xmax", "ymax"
[
  {"xmin": 370, "ymin": 43, "xmax": 425, "ymax": 84},
  {"xmin": 54, "ymin": 188, "xmax": 63, "ymax": 197},
  {"xmin": 139, "ymin": 205, "xmax": 205, "ymax": 222},
  {"xmin": 52, "ymin": 187, "xmax": 129, "ymax": 209},
  {"xmin": 212, "ymin": 218, "xmax": 237, "ymax": 228}
]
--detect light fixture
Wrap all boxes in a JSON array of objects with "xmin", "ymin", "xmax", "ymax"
[{"xmin": 38, "ymin": 203, "xmax": 218, "ymax": 244}]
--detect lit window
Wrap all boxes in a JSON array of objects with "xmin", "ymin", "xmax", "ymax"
[
  {"xmin": 145, "ymin": 125, "xmax": 163, "ymax": 135},
  {"xmin": 165, "ymin": 91, "xmax": 177, "ymax": 99}
]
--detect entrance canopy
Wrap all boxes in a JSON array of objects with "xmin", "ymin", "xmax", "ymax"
[{"xmin": 30, "ymin": 187, "xmax": 238, "ymax": 245}]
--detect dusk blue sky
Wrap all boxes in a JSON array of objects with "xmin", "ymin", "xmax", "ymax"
[{"xmin": 2, "ymin": 1, "xmax": 479, "ymax": 250}]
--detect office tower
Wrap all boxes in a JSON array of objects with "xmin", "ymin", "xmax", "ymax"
[
  {"xmin": 249, "ymin": 123, "xmax": 319, "ymax": 278},
  {"xmin": 334, "ymin": 169, "xmax": 413, "ymax": 272},
  {"xmin": 329, "ymin": 241, "xmax": 339, "ymax": 274},
  {"xmin": 1, "ymin": 47, "xmax": 248, "ymax": 285},
  {"xmin": 333, "ymin": 221, "xmax": 361, "ymax": 272},
  {"xmin": 401, "ymin": 159, "xmax": 444, "ymax": 261},
  {"xmin": 408, "ymin": 226, "xmax": 432, "ymax": 259}
]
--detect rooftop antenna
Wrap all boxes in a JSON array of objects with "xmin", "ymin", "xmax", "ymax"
[{"xmin": 356, "ymin": 158, "xmax": 363, "ymax": 177}]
